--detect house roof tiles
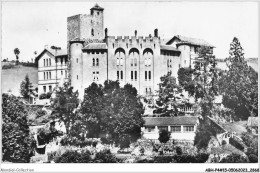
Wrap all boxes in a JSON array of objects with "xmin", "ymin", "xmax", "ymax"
[{"xmin": 166, "ymin": 35, "xmax": 214, "ymax": 47}]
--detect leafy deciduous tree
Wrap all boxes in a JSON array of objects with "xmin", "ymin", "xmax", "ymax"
[{"xmin": 2, "ymin": 94, "xmax": 35, "ymax": 163}]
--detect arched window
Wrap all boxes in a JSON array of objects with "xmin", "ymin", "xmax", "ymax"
[
  {"xmin": 96, "ymin": 58, "xmax": 99, "ymax": 66},
  {"xmin": 93, "ymin": 58, "xmax": 95, "ymax": 66},
  {"xmin": 91, "ymin": 29, "xmax": 94, "ymax": 36}
]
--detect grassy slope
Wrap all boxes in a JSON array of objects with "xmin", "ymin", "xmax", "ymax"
[{"xmin": 1, "ymin": 65, "xmax": 38, "ymax": 96}]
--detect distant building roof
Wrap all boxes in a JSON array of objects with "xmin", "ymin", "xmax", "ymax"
[
  {"xmin": 247, "ymin": 117, "xmax": 258, "ymax": 127},
  {"xmin": 160, "ymin": 45, "xmax": 181, "ymax": 52},
  {"xmin": 35, "ymin": 48, "xmax": 67, "ymax": 62},
  {"xmin": 166, "ymin": 35, "xmax": 214, "ymax": 47},
  {"xmin": 83, "ymin": 43, "xmax": 107, "ymax": 50},
  {"xmin": 143, "ymin": 116, "xmax": 199, "ymax": 126},
  {"xmin": 90, "ymin": 3, "xmax": 104, "ymax": 11}
]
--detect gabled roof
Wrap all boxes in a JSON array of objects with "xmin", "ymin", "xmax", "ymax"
[
  {"xmin": 247, "ymin": 117, "xmax": 258, "ymax": 127},
  {"xmin": 166, "ymin": 35, "xmax": 214, "ymax": 47},
  {"xmin": 35, "ymin": 48, "xmax": 67, "ymax": 62},
  {"xmin": 90, "ymin": 3, "xmax": 104, "ymax": 11},
  {"xmin": 160, "ymin": 45, "xmax": 181, "ymax": 52},
  {"xmin": 83, "ymin": 43, "xmax": 107, "ymax": 50},
  {"xmin": 143, "ymin": 116, "xmax": 199, "ymax": 126}
]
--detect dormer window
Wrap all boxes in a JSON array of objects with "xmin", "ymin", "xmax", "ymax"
[{"xmin": 91, "ymin": 10, "xmax": 94, "ymax": 15}]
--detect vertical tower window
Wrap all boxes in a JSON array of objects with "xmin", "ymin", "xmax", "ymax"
[
  {"xmin": 61, "ymin": 70, "xmax": 63, "ymax": 76},
  {"xmin": 96, "ymin": 58, "xmax": 99, "ymax": 66},
  {"xmin": 76, "ymin": 58, "xmax": 78, "ymax": 63},
  {"xmin": 44, "ymin": 59, "xmax": 46, "ymax": 66},
  {"xmin": 117, "ymin": 71, "xmax": 119, "ymax": 80},
  {"xmin": 77, "ymin": 75, "xmax": 78, "ymax": 80},
  {"xmin": 46, "ymin": 59, "xmax": 48, "ymax": 66},
  {"xmin": 96, "ymin": 71, "xmax": 99, "ymax": 81},
  {"xmin": 145, "ymin": 71, "xmax": 147, "ymax": 81},
  {"xmin": 135, "ymin": 71, "xmax": 137, "ymax": 81},
  {"xmin": 44, "ymin": 72, "xmax": 45, "ymax": 80},
  {"xmin": 121, "ymin": 71, "xmax": 123, "ymax": 80},
  {"xmin": 61, "ymin": 58, "xmax": 63, "ymax": 65},
  {"xmin": 93, "ymin": 58, "xmax": 95, "ymax": 66},
  {"xmin": 43, "ymin": 86, "xmax": 46, "ymax": 93},
  {"xmin": 91, "ymin": 29, "xmax": 94, "ymax": 36},
  {"xmin": 49, "ymin": 58, "xmax": 51, "ymax": 66},
  {"xmin": 46, "ymin": 72, "xmax": 48, "ymax": 79},
  {"xmin": 149, "ymin": 71, "xmax": 151, "ymax": 80},
  {"xmin": 49, "ymin": 72, "xmax": 51, "ymax": 79},
  {"xmin": 93, "ymin": 72, "xmax": 96, "ymax": 81},
  {"xmin": 131, "ymin": 71, "xmax": 133, "ymax": 81}
]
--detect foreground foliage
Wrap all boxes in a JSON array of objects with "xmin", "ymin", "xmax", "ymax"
[{"xmin": 2, "ymin": 94, "xmax": 35, "ymax": 163}]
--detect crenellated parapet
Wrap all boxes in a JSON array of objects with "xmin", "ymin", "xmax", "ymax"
[{"xmin": 106, "ymin": 35, "xmax": 160, "ymax": 52}]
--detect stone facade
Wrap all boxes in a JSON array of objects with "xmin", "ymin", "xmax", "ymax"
[{"xmin": 36, "ymin": 4, "xmax": 214, "ymax": 99}]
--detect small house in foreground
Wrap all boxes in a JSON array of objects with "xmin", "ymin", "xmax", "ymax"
[{"xmin": 141, "ymin": 116, "xmax": 199, "ymax": 143}]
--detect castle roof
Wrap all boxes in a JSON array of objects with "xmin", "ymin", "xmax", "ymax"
[
  {"xmin": 90, "ymin": 3, "xmax": 104, "ymax": 11},
  {"xmin": 166, "ymin": 35, "xmax": 214, "ymax": 48},
  {"xmin": 83, "ymin": 43, "xmax": 107, "ymax": 50},
  {"xmin": 143, "ymin": 116, "xmax": 199, "ymax": 126},
  {"xmin": 160, "ymin": 45, "xmax": 180, "ymax": 52}
]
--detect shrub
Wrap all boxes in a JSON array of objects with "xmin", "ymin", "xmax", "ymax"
[
  {"xmin": 248, "ymin": 154, "xmax": 258, "ymax": 163},
  {"xmin": 158, "ymin": 130, "xmax": 171, "ymax": 143},
  {"xmin": 94, "ymin": 149, "xmax": 121, "ymax": 163},
  {"xmin": 2, "ymin": 64, "xmax": 15, "ymax": 69},
  {"xmin": 176, "ymin": 146, "xmax": 182, "ymax": 155},
  {"xmin": 220, "ymin": 154, "xmax": 248, "ymax": 163}
]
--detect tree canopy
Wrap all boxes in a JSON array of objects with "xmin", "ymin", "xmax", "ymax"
[
  {"xmin": 2, "ymin": 94, "xmax": 35, "ymax": 163},
  {"xmin": 79, "ymin": 80, "xmax": 144, "ymax": 147},
  {"xmin": 51, "ymin": 82, "xmax": 79, "ymax": 136},
  {"xmin": 20, "ymin": 74, "xmax": 33, "ymax": 100},
  {"xmin": 219, "ymin": 37, "xmax": 258, "ymax": 120}
]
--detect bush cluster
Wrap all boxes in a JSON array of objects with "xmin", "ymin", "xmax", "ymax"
[
  {"xmin": 135, "ymin": 153, "xmax": 209, "ymax": 163},
  {"xmin": 54, "ymin": 149, "xmax": 122, "ymax": 163},
  {"xmin": 39, "ymin": 92, "xmax": 52, "ymax": 100},
  {"xmin": 60, "ymin": 136, "xmax": 99, "ymax": 148}
]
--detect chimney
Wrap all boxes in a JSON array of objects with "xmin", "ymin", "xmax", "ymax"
[
  {"xmin": 154, "ymin": 28, "xmax": 158, "ymax": 37},
  {"xmin": 105, "ymin": 28, "xmax": 108, "ymax": 38},
  {"xmin": 135, "ymin": 30, "xmax": 137, "ymax": 37}
]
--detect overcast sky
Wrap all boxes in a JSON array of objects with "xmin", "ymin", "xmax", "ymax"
[{"xmin": 2, "ymin": 1, "xmax": 259, "ymax": 62}]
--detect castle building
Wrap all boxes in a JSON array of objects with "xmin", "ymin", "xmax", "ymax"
[{"xmin": 36, "ymin": 4, "xmax": 214, "ymax": 99}]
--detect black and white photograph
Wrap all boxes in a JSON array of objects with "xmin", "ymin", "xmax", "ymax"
[{"xmin": 1, "ymin": 0, "xmax": 259, "ymax": 172}]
